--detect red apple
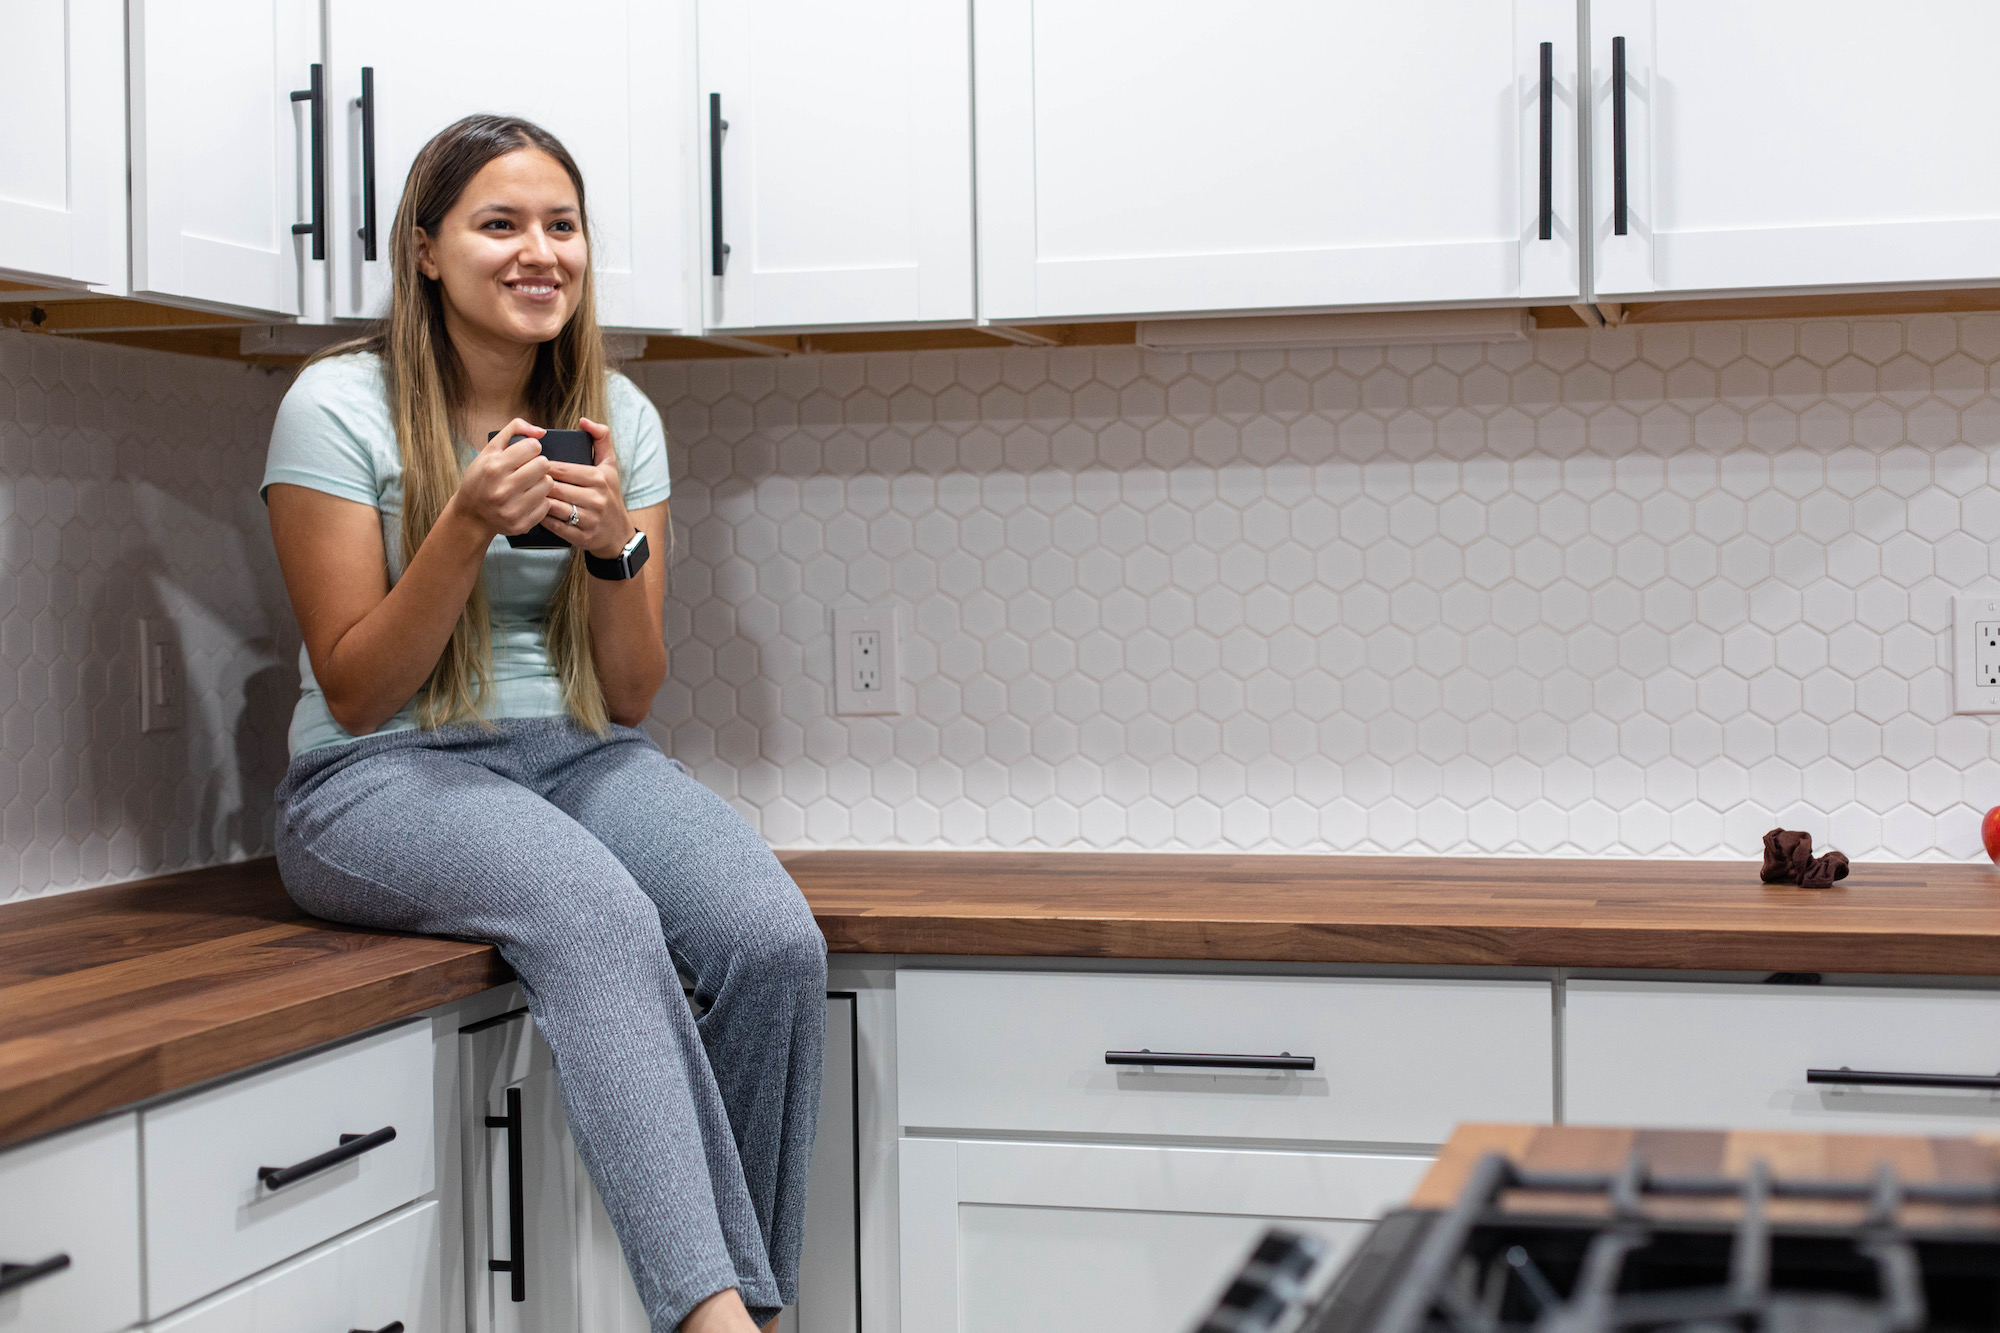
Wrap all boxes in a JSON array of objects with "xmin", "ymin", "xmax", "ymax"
[{"xmin": 1984, "ymin": 806, "xmax": 2000, "ymax": 864}]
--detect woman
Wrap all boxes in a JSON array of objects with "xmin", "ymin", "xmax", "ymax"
[{"xmin": 262, "ymin": 115, "xmax": 824, "ymax": 1333}]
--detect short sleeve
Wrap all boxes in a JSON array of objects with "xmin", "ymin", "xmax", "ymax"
[
  {"xmin": 610, "ymin": 373, "xmax": 671, "ymax": 509},
  {"xmin": 261, "ymin": 355, "xmax": 390, "ymax": 508}
]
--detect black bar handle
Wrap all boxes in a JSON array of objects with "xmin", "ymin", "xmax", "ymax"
[
  {"xmin": 1808, "ymin": 1066, "xmax": 2000, "ymax": 1091},
  {"xmin": 1107, "ymin": 1049, "xmax": 1316, "ymax": 1072},
  {"xmin": 709, "ymin": 92, "xmax": 730, "ymax": 277},
  {"xmin": 259, "ymin": 1125, "xmax": 395, "ymax": 1191},
  {"xmin": 1536, "ymin": 42, "xmax": 1553, "ymax": 241},
  {"xmin": 485, "ymin": 1086, "xmax": 526, "ymax": 1303},
  {"xmin": 1611, "ymin": 35, "xmax": 1628, "ymax": 237},
  {"xmin": 290, "ymin": 63, "xmax": 326, "ymax": 259},
  {"xmin": 349, "ymin": 1324, "xmax": 405, "ymax": 1333},
  {"xmin": 0, "ymin": 1254, "xmax": 71, "ymax": 1294},
  {"xmin": 355, "ymin": 66, "xmax": 377, "ymax": 261}
]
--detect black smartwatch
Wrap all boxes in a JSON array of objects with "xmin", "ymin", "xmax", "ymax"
[{"xmin": 585, "ymin": 528, "xmax": 650, "ymax": 581}]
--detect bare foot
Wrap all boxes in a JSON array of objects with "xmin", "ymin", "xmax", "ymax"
[{"xmin": 681, "ymin": 1288, "xmax": 760, "ymax": 1333}]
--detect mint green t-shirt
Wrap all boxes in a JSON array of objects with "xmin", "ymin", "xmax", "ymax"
[{"xmin": 261, "ymin": 352, "xmax": 671, "ymax": 756}]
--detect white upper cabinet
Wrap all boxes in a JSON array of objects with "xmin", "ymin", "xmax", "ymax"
[
  {"xmin": 0, "ymin": 0, "xmax": 126, "ymax": 291},
  {"xmin": 698, "ymin": 0, "xmax": 975, "ymax": 331},
  {"xmin": 1591, "ymin": 0, "xmax": 2000, "ymax": 299},
  {"xmin": 974, "ymin": 0, "xmax": 1581, "ymax": 324},
  {"xmin": 322, "ymin": 0, "xmax": 691, "ymax": 332},
  {"xmin": 129, "ymin": 0, "xmax": 322, "ymax": 318}
]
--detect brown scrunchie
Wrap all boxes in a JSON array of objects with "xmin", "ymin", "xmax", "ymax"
[{"xmin": 1761, "ymin": 828, "xmax": 1850, "ymax": 888}]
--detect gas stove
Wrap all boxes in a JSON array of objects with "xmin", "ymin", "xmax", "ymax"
[{"xmin": 1198, "ymin": 1145, "xmax": 2000, "ymax": 1333}]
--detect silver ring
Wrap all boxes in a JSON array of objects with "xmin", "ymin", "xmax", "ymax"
[{"xmin": 566, "ymin": 503, "xmax": 581, "ymax": 527}]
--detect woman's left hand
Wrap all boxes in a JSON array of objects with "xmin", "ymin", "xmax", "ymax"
[{"xmin": 540, "ymin": 417, "xmax": 634, "ymax": 558}]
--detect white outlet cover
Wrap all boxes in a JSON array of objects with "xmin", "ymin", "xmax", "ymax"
[
  {"xmin": 139, "ymin": 618, "xmax": 184, "ymax": 733},
  {"xmin": 1952, "ymin": 593, "xmax": 2000, "ymax": 714},
  {"xmin": 832, "ymin": 606, "xmax": 901, "ymax": 716}
]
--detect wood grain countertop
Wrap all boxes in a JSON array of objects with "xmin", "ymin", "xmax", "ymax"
[{"xmin": 7, "ymin": 848, "xmax": 2000, "ymax": 1149}]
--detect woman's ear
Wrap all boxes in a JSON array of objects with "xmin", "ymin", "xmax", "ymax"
[{"xmin": 413, "ymin": 227, "xmax": 441, "ymax": 281}]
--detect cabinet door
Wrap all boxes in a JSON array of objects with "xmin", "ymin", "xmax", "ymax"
[
  {"xmin": 462, "ymin": 1013, "xmax": 583, "ymax": 1333},
  {"xmin": 698, "ymin": 0, "xmax": 974, "ymax": 330},
  {"xmin": 1590, "ymin": 0, "xmax": 2000, "ymax": 298},
  {"xmin": 975, "ymin": 0, "xmax": 1580, "ymax": 322},
  {"xmin": 0, "ymin": 0, "xmax": 125, "ymax": 290},
  {"xmin": 0, "ymin": 1114, "xmax": 140, "ymax": 1333},
  {"xmin": 900, "ymin": 1138, "xmax": 1428, "ymax": 1333},
  {"xmin": 129, "ymin": 0, "xmax": 320, "ymax": 317},
  {"xmin": 322, "ymin": 0, "xmax": 691, "ymax": 331},
  {"xmin": 775, "ymin": 995, "xmax": 860, "ymax": 1333}
]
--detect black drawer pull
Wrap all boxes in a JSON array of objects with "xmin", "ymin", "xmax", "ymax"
[
  {"xmin": 708, "ymin": 92, "xmax": 730, "ymax": 276},
  {"xmin": 0, "ymin": 1254, "xmax": 70, "ymax": 1294},
  {"xmin": 350, "ymin": 1324, "xmax": 404, "ymax": 1333},
  {"xmin": 1107, "ymin": 1049, "xmax": 1315, "ymax": 1072},
  {"xmin": 486, "ymin": 1086, "xmax": 526, "ymax": 1303},
  {"xmin": 289, "ymin": 63, "xmax": 326, "ymax": 259},
  {"xmin": 354, "ymin": 65, "xmax": 377, "ymax": 260},
  {"xmin": 1536, "ymin": 40, "xmax": 1553, "ymax": 241},
  {"xmin": 259, "ymin": 1125, "xmax": 396, "ymax": 1191},
  {"xmin": 1808, "ymin": 1066, "xmax": 2000, "ymax": 1091},
  {"xmin": 1610, "ymin": 35, "xmax": 1628, "ymax": 236}
]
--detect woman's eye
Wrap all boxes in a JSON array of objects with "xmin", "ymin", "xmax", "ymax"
[
  {"xmin": 551, "ymin": 220, "xmax": 575, "ymax": 233},
  {"xmin": 482, "ymin": 219, "xmax": 513, "ymax": 231}
]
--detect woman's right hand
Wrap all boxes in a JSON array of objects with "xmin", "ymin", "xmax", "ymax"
[{"xmin": 452, "ymin": 418, "xmax": 552, "ymax": 537}]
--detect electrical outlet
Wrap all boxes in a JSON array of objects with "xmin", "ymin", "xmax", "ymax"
[
  {"xmin": 139, "ymin": 618, "xmax": 183, "ymax": 733},
  {"xmin": 1952, "ymin": 595, "xmax": 2000, "ymax": 713},
  {"xmin": 832, "ymin": 607, "xmax": 900, "ymax": 716}
]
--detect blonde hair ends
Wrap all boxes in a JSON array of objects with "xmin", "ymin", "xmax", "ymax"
[{"xmin": 310, "ymin": 115, "xmax": 612, "ymax": 734}]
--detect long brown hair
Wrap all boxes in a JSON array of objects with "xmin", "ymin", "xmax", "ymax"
[{"xmin": 311, "ymin": 115, "xmax": 610, "ymax": 733}]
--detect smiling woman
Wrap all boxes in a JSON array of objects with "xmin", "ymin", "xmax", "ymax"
[{"xmin": 256, "ymin": 117, "xmax": 825, "ymax": 1333}]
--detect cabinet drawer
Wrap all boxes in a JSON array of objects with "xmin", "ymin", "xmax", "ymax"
[
  {"xmin": 896, "ymin": 970, "xmax": 1552, "ymax": 1144},
  {"xmin": 0, "ymin": 1115, "xmax": 141, "ymax": 1333},
  {"xmin": 143, "ymin": 1020, "xmax": 436, "ymax": 1317},
  {"xmin": 1567, "ymin": 981, "xmax": 2000, "ymax": 1134},
  {"xmin": 149, "ymin": 1199, "xmax": 440, "ymax": 1333}
]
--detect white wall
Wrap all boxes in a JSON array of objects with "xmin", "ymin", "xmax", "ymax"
[
  {"xmin": 0, "ymin": 330, "xmax": 294, "ymax": 902},
  {"xmin": 636, "ymin": 314, "xmax": 2000, "ymax": 862}
]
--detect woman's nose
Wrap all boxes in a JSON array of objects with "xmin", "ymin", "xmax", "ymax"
[{"xmin": 520, "ymin": 226, "xmax": 559, "ymax": 266}]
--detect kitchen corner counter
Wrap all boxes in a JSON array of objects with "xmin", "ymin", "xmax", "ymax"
[{"xmin": 8, "ymin": 849, "xmax": 2000, "ymax": 1148}]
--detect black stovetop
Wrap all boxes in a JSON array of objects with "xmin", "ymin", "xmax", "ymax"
[{"xmin": 1199, "ymin": 1153, "xmax": 2000, "ymax": 1333}]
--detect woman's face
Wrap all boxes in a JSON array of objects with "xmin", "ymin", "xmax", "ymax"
[{"xmin": 417, "ymin": 148, "xmax": 586, "ymax": 347}]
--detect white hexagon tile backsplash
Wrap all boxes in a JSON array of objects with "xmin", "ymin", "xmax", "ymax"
[
  {"xmin": 631, "ymin": 314, "xmax": 2000, "ymax": 863},
  {"xmin": 11, "ymin": 312, "xmax": 2000, "ymax": 902},
  {"xmin": 0, "ymin": 330, "xmax": 295, "ymax": 902}
]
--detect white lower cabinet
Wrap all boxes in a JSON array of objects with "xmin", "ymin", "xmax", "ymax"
[
  {"xmin": 0, "ymin": 1114, "xmax": 141, "ymax": 1333},
  {"xmin": 463, "ymin": 995, "xmax": 860, "ymax": 1333},
  {"xmin": 147, "ymin": 1199, "xmax": 440, "ymax": 1333},
  {"xmin": 1566, "ymin": 980, "xmax": 2000, "ymax": 1135},
  {"xmin": 899, "ymin": 1138, "xmax": 1429, "ymax": 1333}
]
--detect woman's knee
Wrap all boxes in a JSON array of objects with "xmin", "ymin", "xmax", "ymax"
[{"xmin": 734, "ymin": 906, "xmax": 828, "ymax": 998}]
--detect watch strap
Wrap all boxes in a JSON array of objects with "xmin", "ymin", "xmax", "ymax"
[{"xmin": 585, "ymin": 528, "xmax": 649, "ymax": 580}]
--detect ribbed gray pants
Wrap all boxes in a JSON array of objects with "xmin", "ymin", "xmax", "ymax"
[{"xmin": 274, "ymin": 718, "xmax": 826, "ymax": 1331}]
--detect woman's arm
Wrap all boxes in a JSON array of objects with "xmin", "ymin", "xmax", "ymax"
[
  {"xmin": 583, "ymin": 502, "xmax": 669, "ymax": 725},
  {"xmin": 267, "ymin": 421, "xmax": 555, "ymax": 735},
  {"xmin": 542, "ymin": 416, "xmax": 669, "ymax": 726}
]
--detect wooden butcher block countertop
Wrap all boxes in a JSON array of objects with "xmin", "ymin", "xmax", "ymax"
[{"xmin": 6, "ymin": 849, "xmax": 2000, "ymax": 1148}]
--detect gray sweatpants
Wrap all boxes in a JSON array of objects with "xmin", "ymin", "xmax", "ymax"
[{"xmin": 274, "ymin": 718, "xmax": 826, "ymax": 1331}]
